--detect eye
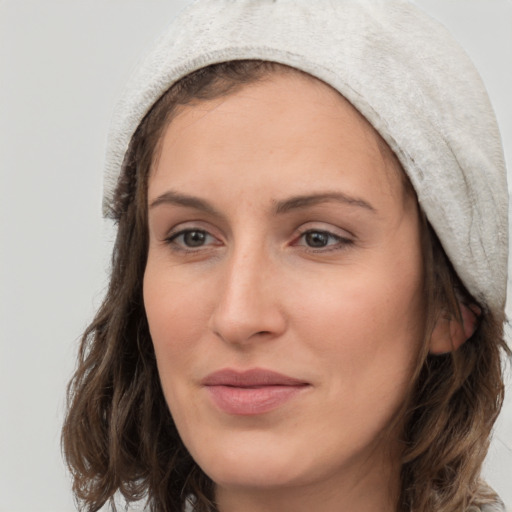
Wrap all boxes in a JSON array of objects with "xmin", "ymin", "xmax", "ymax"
[
  {"xmin": 303, "ymin": 231, "xmax": 333, "ymax": 248},
  {"xmin": 296, "ymin": 229, "xmax": 352, "ymax": 250},
  {"xmin": 166, "ymin": 229, "xmax": 219, "ymax": 250}
]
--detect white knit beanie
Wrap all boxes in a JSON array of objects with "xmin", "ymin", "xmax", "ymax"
[{"xmin": 102, "ymin": 0, "xmax": 508, "ymax": 315}]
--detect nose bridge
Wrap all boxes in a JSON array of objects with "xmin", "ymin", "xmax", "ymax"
[{"xmin": 210, "ymin": 237, "xmax": 285, "ymax": 345}]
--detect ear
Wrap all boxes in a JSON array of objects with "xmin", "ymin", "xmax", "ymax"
[{"xmin": 429, "ymin": 302, "xmax": 481, "ymax": 354}]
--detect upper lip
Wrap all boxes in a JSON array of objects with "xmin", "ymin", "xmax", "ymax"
[{"xmin": 201, "ymin": 368, "xmax": 308, "ymax": 387}]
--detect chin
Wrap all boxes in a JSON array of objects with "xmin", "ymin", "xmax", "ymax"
[{"xmin": 190, "ymin": 431, "xmax": 312, "ymax": 490}]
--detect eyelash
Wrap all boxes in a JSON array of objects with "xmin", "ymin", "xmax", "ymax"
[{"xmin": 165, "ymin": 227, "xmax": 353, "ymax": 253}]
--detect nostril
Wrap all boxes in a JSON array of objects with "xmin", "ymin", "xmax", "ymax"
[{"xmin": 209, "ymin": 278, "xmax": 287, "ymax": 344}]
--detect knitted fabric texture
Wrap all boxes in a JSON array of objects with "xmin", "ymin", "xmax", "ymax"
[{"xmin": 102, "ymin": 0, "xmax": 508, "ymax": 314}]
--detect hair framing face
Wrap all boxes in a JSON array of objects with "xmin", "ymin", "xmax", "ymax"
[{"xmin": 63, "ymin": 60, "xmax": 509, "ymax": 512}]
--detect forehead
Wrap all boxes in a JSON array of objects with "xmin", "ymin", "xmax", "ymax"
[{"xmin": 150, "ymin": 70, "xmax": 407, "ymax": 204}]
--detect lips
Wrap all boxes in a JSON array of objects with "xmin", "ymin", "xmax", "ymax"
[{"xmin": 202, "ymin": 368, "xmax": 310, "ymax": 415}]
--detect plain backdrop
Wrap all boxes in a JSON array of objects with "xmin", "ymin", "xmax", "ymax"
[{"xmin": 1, "ymin": 1, "xmax": 511, "ymax": 511}]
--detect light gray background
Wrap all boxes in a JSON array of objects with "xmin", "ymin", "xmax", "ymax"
[{"xmin": 1, "ymin": 1, "xmax": 511, "ymax": 511}]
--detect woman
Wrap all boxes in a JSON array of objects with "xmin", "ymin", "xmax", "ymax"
[{"xmin": 62, "ymin": 1, "xmax": 509, "ymax": 511}]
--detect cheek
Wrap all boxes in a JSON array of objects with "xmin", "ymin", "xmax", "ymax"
[
  {"xmin": 143, "ymin": 261, "xmax": 210, "ymax": 381},
  {"xmin": 291, "ymin": 260, "xmax": 425, "ymax": 394},
  {"xmin": 143, "ymin": 268, "xmax": 211, "ymax": 451}
]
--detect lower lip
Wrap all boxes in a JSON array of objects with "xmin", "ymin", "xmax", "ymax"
[{"xmin": 205, "ymin": 385, "xmax": 308, "ymax": 415}]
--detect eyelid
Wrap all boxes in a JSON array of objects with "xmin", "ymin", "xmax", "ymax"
[
  {"xmin": 294, "ymin": 222, "xmax": 354, "ymax": 240},
  {"xmin": 163, "ymin": 220, "xmax": 220, "ymax": 239}
]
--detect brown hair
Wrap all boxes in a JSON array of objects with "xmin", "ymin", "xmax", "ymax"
[{"xmin": 62, "ymin": 61, "xmax": 509, "ymax": 512}]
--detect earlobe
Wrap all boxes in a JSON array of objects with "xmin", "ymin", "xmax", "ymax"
[{"xmin": 429, "ymin": 303, "xmax": 481, "ymax": 355}]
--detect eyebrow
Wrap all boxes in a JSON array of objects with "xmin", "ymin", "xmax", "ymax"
[
  {"xmin": 149, "ymin": 190, "xmax": 376, "ymax": 215},
  {"xmin": 274, "ymin": 192, "xmax": 376, "ymax": 214},
  {"xmin": 149, "ymin": 190, "xmax": 220, "ymax": 215}
]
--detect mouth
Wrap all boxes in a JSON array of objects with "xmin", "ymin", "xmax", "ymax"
[{"xmin": 201, "ymin": 368, "xmax": 310, "ymax": 415}]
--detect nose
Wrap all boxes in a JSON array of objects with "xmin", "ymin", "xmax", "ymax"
[{"xmin": 209, "ymin": 246, "xmax": 287, "ymax": 346}]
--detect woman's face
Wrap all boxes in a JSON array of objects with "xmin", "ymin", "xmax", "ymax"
[{"xmin": 144, "ymin": 72, "xmax": 425, "ymax": 499}]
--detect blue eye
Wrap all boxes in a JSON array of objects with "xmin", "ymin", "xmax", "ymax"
[{"xmin": 167, "ymin": 229, "xmax": 216, "ymax": 249}]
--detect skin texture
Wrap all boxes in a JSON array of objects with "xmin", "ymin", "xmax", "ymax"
[{"xmin": 144, "ymin": 72, "xmax": 428, "ymax": 512}]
